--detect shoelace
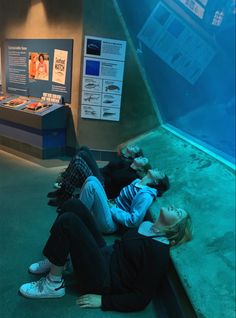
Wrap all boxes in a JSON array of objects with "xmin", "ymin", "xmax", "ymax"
[
  {"xmin": 39, "ymin": 259, "xmax": 50, "ymax": 267},
  {"xmin": 55, "ymin": 281, "xmax": 65, "ymax": 291},
  {"xmin": 35, "ymin": 277, "xmax": 47, "ymax": 293},
  {"xmin": 31, "ymin": 277, "xmax": 64, "ymax": 293}
]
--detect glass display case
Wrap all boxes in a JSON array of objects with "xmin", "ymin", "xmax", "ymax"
[{"xmin": 0, "ymin": 95, "xmax": 70, "ymax": 158}]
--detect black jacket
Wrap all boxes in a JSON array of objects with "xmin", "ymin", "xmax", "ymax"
[
  {"xmin": 101, "ymin": 157, "xmax": 138, "ymax": 199},
  {"xmin": 102, "ymin": 228, "xmax": 170, "ymax": 312}
]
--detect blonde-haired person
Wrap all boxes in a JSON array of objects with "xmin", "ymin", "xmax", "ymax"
[
  {"xmin": 19, "ymin": 201, "xmax": 192, "ymax": 313},
  {"xmin": 149, "ymin": 206, "xmax": 192, "ymax": 246}
]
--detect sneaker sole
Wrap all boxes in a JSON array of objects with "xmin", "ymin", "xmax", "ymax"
[
  {"xmin": 19, "ymin": 288, "xmax": 65, "ymax": 299},
  {"xmin": 28, "ymin": 268, "xmax": 50, "ymax": 275}
]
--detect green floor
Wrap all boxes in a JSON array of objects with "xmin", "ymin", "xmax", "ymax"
[
  {"xmin": 0, "ymin": 149, "xmax": 160, "ymax": 318},
  {"xmin": 130, "ymin": 127, "xmax": 236, "ymax": 318},
  {"xmin": 0, "ymin": 126, "xmax": 235, "ymax": 318}
]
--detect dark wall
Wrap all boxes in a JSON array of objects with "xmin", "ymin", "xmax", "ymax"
[{"xmin": 0, "ymin": 0, "xmax": 160, "ymax": 153}]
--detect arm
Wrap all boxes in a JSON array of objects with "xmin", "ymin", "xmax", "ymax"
[
  {"xmin": 110, "ymin": 192, "xmax": 154, "ymax": 227},
  {"xmin": 101, "ymin": 290, "xmax": 152, "ymax": 312},
  {"xmin": 76, "ymin": 285, "xmax": 152, "ymax": 312},
  {"xmin": 101, "ymin": 157, "xmax": 125, "ymax": 175}
]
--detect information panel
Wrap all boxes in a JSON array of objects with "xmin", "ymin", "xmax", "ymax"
[
  {"xmin": 5, "ymin": 39, "xmax": 73, "ymax": 103},
  {"xmin": 81, "ymin": 36, "xmax": 126, "ymax": 121},
  {"xmin": 138, "ymin": 2, "xmax": 215, "ymax": 84}
]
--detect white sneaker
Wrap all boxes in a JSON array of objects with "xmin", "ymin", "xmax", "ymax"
[
  {"xmin": 29, "ymin": 259, "xmax": 51, "ymax": 275},
  {"xmin": 19, "ymin": 276, "xmax": 65, "ymax": 299}
]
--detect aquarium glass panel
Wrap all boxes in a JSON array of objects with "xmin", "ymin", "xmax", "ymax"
[{"xmin": 117, "ymin": 0, "xmax": 235, "ymax": 164}]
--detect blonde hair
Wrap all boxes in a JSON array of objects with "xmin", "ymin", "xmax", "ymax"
[{"xmin": 157, "ymin": 213, "xmax": 193, "ymax": 246}]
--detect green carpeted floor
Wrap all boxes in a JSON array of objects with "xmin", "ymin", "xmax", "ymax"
[
  {"xmin": 1, "ymin": 124, "xmax": 235, "ymax": 318},
  {"xmin": 0, "ymin": 150, "xmax": 160, "ymax": 318}
]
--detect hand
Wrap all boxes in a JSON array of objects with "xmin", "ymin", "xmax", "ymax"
[{"xmin": 76, "ymin": 294, "xmax": 102, "ymax": 308}]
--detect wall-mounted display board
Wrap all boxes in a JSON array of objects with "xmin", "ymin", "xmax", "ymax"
[
  {"xmin": 5, "ymin": 39, "xmax": 73, "ymax": 102},
  {"xmin": 81, "ymin": 36, "xmax": 126, "ymax": 121}
]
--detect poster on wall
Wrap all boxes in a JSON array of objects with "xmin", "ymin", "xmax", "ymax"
[
  {"xmin": 81, "ymin": 36, "xmax": 126, "ymax": 121},
  {"xmin": 5, "ymin": 39, "xmax": 73, "ymax": 102},
  {"xmin": 137, "ymin": 2, "xmax": 215, "ymax": 84}
]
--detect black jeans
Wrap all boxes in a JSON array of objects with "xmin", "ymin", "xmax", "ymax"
[{"xmin": 43, "ymin": 200, "xmax": 111, "ymax": 293}]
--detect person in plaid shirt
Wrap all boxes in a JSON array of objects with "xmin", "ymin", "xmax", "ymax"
[
  {"xmin": 47, "ymin": 145, "xmax": 145, "ymax": 208},
  {"xmin": 47, "ymin": 150, "xmax": 101, "ymax": 207}
]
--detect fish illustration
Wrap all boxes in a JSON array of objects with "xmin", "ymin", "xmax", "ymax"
[
  {"xmin": 103, "ymin": 100, "xmax": 114, "ymax": 104},
  {"xmin": 84, "ymin": 106, "xmax": 94, "ymax": 110},
  {"xmin": 103, "ymin": 111, "xmax": 116, "ymax": 117},
  {"xmin": 105, "ymin": 85, "xmax": 120, "ymax": 92},
  {"xmin": 85, "ymin": 83, "xmax": 99, "ymax": 89},
  {"xmin": 87, "ymin": 43, "xmax": 99, "ymax": 50},
  {"xmin": 84, "ymin": 95, "xmax": 100, "ymax": 102},
  {"xmin": 85, "ymin": 110, "xmax": 97, "ymax": 116}
]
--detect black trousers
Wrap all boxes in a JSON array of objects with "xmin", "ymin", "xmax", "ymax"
[{"xmin": 43, "ymin": 200, "xmax": 111, "ymax": 293}]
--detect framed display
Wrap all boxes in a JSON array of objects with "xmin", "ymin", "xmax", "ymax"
[
  {"xmin": 5, "ymin": 39, "xmax": 73, "ymax": 103},
  {"xmin": 81, "ymin": 36, "xmax": 126, "ymax": 121}
]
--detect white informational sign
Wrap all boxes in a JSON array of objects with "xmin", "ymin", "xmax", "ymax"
[
  {"xmin": 84, "ymin": 36, "xmax": 126, "ymax": 61},
  {"xmin": 81, "ymin": 36, "xmax": 126, "ymax": 121},
  {"xmin": 178, "ymin": 0, "xmax": 205, "ymax": 19},
  {"xmin": 138, "ymin": 2, "xmax": 215, "ymax": 84},
  {"xmin": 52, "ymin": 49, "xmax": 68, "ymax": 85}
]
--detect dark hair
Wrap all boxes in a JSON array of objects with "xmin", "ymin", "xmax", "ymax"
[
  {"xmin": 147, "ymin": 174, "xmax": 170, "ymax": 197},
  {"xmin": 39, "ymin": 53, "xmax": 45, "ymax": 61},
  {"xmin": 134, "ymin": 148, "xmax": 143, "ymax": 158}
]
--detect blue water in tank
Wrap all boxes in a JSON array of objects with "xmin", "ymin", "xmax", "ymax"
[{"xmin": 117, "ymin": 0, "xmax": 235, "ymax": 165}]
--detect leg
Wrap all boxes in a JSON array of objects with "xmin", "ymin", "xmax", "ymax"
[
  {"xmin": 20, "ymin": 212, "xmax": 108, "ymax": 298},
  {"xmin": 62, "ymin": 157, "xmax": 92, "ymax": 194},
  {"xmin": 44, "ymin": 212, "xmax": 109, "ymax": 292},
  {"xmin": 29, "ymin": 200, "xmax": 106, "ymax": 276},
  {"xmin": 57, "ymin": 199, "xmax": 106, "ymax": 247},
  {"xmin": 78, "ymin": 147, "xmax": 104, "ymax": 185},
  {"xmin": 48, "ymin": 156, "xmax": 93, "ymax": 206},
  {"xmin": 79, "ymin": 176, "xmax": 117, "ymax": 233}
]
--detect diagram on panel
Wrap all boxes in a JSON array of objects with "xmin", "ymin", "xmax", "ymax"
[
  {"xmin": 101, "ymin": 107, "xmax": 120, "ymax": 121},
  {"xmin": 82, "ymin": 77, "xmax": 102, "ymax": 92},
  {"xmin": 82, "ymin": 91, "xmax": 101, "ymax": 105},
  {"xmin": 102, "ymin": 93, "xmax": 121, "ymax": 107},
  {"xmin": 81, "ymin": 105, "xmax": 101, "ymax": 119}
]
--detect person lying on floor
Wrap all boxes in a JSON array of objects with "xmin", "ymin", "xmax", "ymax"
[
  {"xmin": 102, "ymin": 152, "xmax": 151, "ymax": 199},
  {"xmin": 100, "ymin": 144, "xmax": 144, "ymax": 198},
  {"xmin": 58, "ymin": 168, "xmax": 170, "ymax": 233},
  {"xmin": 20, "ymin": 202, "xmax": 192, "ymax": 312},
  {"xmin": 48, "ymin": 145, "xmax": 151, "ymax": 207},
  {"xmin": 52, "ymin": 144, "xmax": 143, "ymax": 189},
  {"xmin": 19, "ymin": 201, "xmax": 192, "ymax": 313},
  {"xmin": 47, "ymin": 146, "xmax": 101, "ymax": 207}
]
